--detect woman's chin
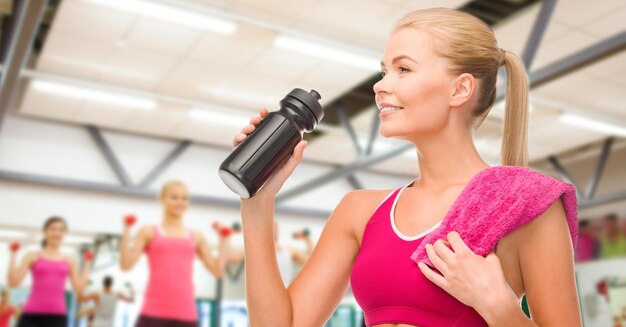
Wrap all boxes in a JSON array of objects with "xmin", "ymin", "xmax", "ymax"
[
  {"xmin": 379, "ymin": 127, "xmax": 397, "ymax": 139},
  {"xmin": 379, "ymin": 126, "xmax": 410, "ymax": 140},
  {"xmin": 169, "ymin": 211, "xmax": 185, "ymax": 218}
]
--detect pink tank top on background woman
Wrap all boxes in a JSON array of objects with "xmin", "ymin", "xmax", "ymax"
[
  {"xmin": 351, "ymin": 187, "xmax": 489, "ymax": 327},
  {"xmin": 141, "ymin": 226, "xmax": 197, "ymax": 321},
  {"xmin": 22, "ymin": 257, "xmax": 70, "ymax": 315}
]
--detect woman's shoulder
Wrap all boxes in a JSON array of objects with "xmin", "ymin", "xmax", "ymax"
[
  {"xmin": 137, "ymin": 224, "xmax": 155, "ymax": 238},
  {"xmin": 477, "ymin": 165, "xmax": 574, "ymax": 192},
  {"xmin": 62, "ymin": 253, "xmax": 77, "ymax": 264},
  {"xmin": 485, "ymin": 167, "xmax": 578, "ymax": 250},
  {"xmin": 482, "ymin": 165, "xmax": 560, "ymax": 181},
  {"xmin": 189, "ymin": 228, "xmax": 205, "ymax": 241},
  {"xmin": 338, "ymin": 188, "xmax": 397, "ymax": 211},
  {"xmin": 332, "ymin": 188, "xmax": 399, "ymax": 223},
  {"xmin": 22, "ymin": 250, "xmax": 39, "ymax": 262}
]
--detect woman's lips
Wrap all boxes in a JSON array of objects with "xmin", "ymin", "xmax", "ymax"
[{"xmin": 379, "ymin": 106, "xmax": 403, "ymax": 118}]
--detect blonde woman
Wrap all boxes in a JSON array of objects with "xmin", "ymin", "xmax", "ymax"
[
  {"xmin": 120, "ymin": 180, "xmax": 227, "ymax": 327},
  {"xmin": 233, "ymin": 8, "xmax": 581, "ymax": 327}
]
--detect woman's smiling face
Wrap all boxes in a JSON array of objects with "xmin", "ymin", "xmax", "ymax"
[{"xmin": 374, "ymin": 27, "xmax": 458, "ymax": 141}]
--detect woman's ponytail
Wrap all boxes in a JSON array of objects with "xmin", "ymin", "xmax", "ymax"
[{"xmin": 500, "ymin": 50, "xmax": 529, "ymax": 167}]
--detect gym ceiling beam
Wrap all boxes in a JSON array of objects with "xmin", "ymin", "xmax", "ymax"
[{"xmin": 0, "ymin": 0, "xmax": 47, "ymax": 133}]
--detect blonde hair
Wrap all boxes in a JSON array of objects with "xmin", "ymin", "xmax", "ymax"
[
  {"xmin": 160, "ymin": 180, "xmax": 188, "ymax": 198},
  {"xmin": 394, "ymin": 8, "xmax": 528, "ymax": 166}
]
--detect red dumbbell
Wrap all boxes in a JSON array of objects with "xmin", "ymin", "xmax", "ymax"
[
  {"xmin": 219, "ymin": 227, "xmax": 233, "ymax": 238},
  {"xmin": 9, "ymin": 241, "xmax": 20, "ymax": 252},
  {"xmin": 124, "ymin": 214, "xmax": 137, "ymax": 226},
  {"xmin": 83, "ymin": 251, "xmax": 94, "ymax": 262}
]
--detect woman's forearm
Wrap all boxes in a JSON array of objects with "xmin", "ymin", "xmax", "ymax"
[
  {"xmin": 119, "ymin": 228, "xmax": 132, "ymax": 271},
  {"xmin": 216, "ymin": 236, "xmax": 229, "ymax": 277},
  {"xmin": 79, "ymin": 263, "xmax": 91, "ymax": 292},
  {"xmin": 202, "ymin": 238, "xmax": 228, "ymax": 278},
  {"xmin": 242, "ymin": 199, "xmax": 293, "ymax": 327},
  {"xmin": 7, "ymin": 253, "xmax": 18, "ymax": 287}
]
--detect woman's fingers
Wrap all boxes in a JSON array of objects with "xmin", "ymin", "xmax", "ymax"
[
  {"xmin": 234, "ymin": 108, "xmax": 268, "ymax": 147},
  {"xmin": 272, "ymin": 140, "xmax": 307, "ymax": 182},
  {"xmin": 250, "ymin": 116, "xmax": 262, "ymax": 125},
  {"xmin": 257, "ymin": 140, "xmax": 307, "ymax": 197},
  {"xmin": 233, "ymin": 133, "xmax": 247, "ymax": 147},
  {"xmin": 447, "ymin": 231, "xmax": 471, "ymax": 254},
  {"xmin": 418, "ymin": 262, "xmax": 448, "ymax": 290},
  {"xmin": 426, "ymin": 243, "xmax": 450, "ymax": 276},
  {"xmin": 241, "ymin": 124, "xmax": 255, "ymax": 134}
]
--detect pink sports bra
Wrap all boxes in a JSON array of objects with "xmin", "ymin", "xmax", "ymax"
[{"xmin": 350, "ymin": 187, "xmax": 489, "ymax": 327}]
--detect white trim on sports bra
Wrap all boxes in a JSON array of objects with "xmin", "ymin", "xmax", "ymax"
[{"xmin": 390, "ymin": 184, "xmax": 443, "ymax": 241}]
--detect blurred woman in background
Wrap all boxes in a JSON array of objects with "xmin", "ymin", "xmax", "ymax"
[
  {"xmin": 119, "ymin": 180, "xmax": 228, "ymax": 327},
  {"xmin": 7, "ymin": 216, "xmax": 91, "ymax": 327},
  {"xmin": 0, "ymin": 288, "xmax": 20, "ymax": 327}
]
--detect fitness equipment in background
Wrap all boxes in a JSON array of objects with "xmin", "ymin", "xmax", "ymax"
[{"xmin": 292, "ymin": 228, "xmax": 311, "ymax": 239}]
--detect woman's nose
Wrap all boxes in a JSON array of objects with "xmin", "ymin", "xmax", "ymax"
[{"xmin": 373, "ymin": 75, "xmax": 390, "ymax": 97}]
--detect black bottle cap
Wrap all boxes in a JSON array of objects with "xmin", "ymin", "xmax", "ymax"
[
  {"xmin": 286, "ymin": 88, "xmax": 323, "ymax": 123},
  {"xmin": 310, "ymin": 90, "xmax": 321, "ymax": 101}
]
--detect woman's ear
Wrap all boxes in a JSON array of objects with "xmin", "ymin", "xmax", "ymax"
[{"xmin": 450, "ymin": 73, "xmax": 475, "ymax": 108}]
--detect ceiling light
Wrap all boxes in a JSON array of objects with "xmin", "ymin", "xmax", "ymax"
[
  {"xmin": 85, "ymin": 0, "xmax": 237, "ymax": 34},
  {"xmin": 0, "ymin": 229, "xmax": 27, "ymax": 238},
  {"xmin": 32, "ymin": 80, "xmax": 157, "ymax": 110},
  {"xmin": 45, "ymin": 55, "xmax": 154, "ymax": 81},
  {"xmin": 559, "ymin": 113, "xmax": 626, "ymax": 137},
  {"xmin": 274, "ymin": 35, "xmax": 379, "ymax": 71},
  {"xmin": 203, "ymin": 86, "xmax": 277, "ymax": 106},
  {"xmin": 188, "ymin": 108, "xmax": 249, "ymax": 125}
]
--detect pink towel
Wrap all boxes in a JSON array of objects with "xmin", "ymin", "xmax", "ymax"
[{"xmin": 410, "ymin": 166, "xmax": 578, "ymax": 266}]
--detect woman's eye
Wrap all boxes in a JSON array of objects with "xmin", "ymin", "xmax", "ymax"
[
  {"xmin": 381, "ymin": 71, "xmax": 387, "ymax": 78},
  {"xmin": 399, "ymin": 66, "xmax": 410, "ymax": 73}
]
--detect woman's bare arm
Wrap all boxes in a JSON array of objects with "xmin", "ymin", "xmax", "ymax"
[
  {"xmin": 515, "ymin": 200, "xmax": 582, "ymax": 326},
  {"xmin": 7, "ymin": 251, "xmax": 35, "ymax": 288},
  {"xmin": 243, "ymin": 190, "xmax": 379, "ymax": 327},
  {"xmin": 68, "ymin": 256, "xmax": 90, "ymax": 293},
  {"xmin": 195, "ymin": 230, "xmax": 227, "ymax": 278},
  {"xmin": 119, "ymin": 225, "xmax": 151, "ymax": 271}
]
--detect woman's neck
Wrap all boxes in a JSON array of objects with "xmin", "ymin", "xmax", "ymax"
[
  {"xmin": 410, "ymin": 128, "xmax": 489, "ymax": 190},
  {"xmin": 43, "ymin": 244, "xmax": 61, "ymax": 253},
  {"xmin": 161, "ymin": 214, "xmax": 183, "ymax": 227}
]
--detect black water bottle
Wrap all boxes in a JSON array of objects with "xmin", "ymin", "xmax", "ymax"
[{"xmin": 219, "ymin": 88, "xmax": 323, "ymax": 198}]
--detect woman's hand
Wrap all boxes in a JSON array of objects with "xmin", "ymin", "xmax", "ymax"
[
  {"xmin": 233, "ymin": 108, "xmax": 307, "ymax": 202},
  {"xmin": 418, "ymin": 231, "xmax": 518, "ymax": 315}
]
